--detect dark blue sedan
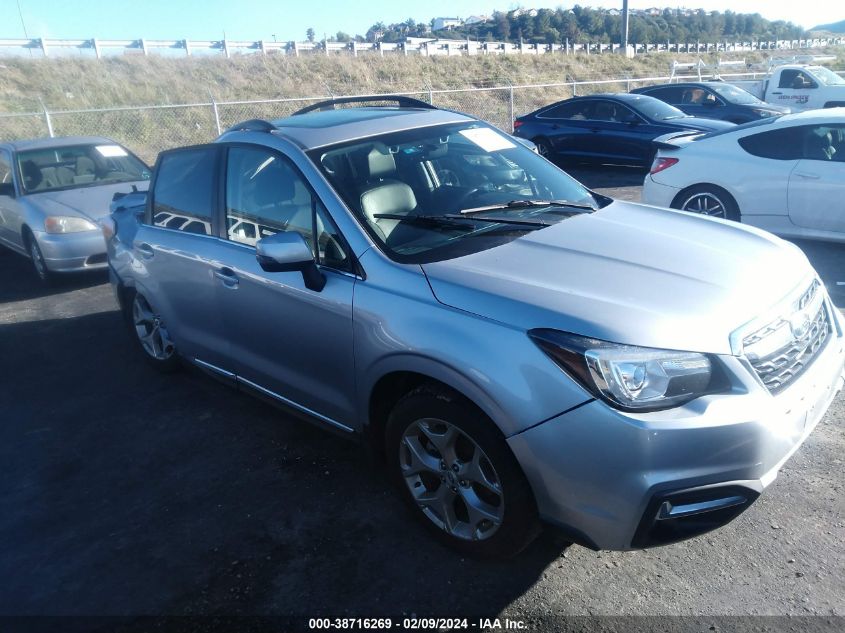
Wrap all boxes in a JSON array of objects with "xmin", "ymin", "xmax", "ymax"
[
  {"xmin": 513, "ymin": 93, "xmax": 734, "ymax": 167},
  {"xmin": 632, "ymin": 82, "xmax": 790, "ymax": 124}
]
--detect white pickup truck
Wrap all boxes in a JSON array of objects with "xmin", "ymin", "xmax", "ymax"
[{"xmin": 732, "ymin": 65, "xmax": 845, "ymax": 112}]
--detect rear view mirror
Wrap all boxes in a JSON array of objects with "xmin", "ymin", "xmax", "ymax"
[{"xmin": 256, "ymin": 231, "xmax": 325, "ymax": 292}]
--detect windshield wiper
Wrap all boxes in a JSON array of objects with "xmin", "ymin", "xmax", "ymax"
[
  {"xmin": 372, "ymin": 212, "xmax": 549, "ymax": 228},
  {"xmin": 459, "ymin": 199, "xmax": 596, "ymax": 215}
]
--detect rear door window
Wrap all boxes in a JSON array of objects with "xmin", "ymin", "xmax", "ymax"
[
  {"xmin": 539, "ymin": 101, "xmax": 593, "ymax": 120},
  {"xmin": 150, "ymin": 146, "xmax": 218, "ymax": 235}
]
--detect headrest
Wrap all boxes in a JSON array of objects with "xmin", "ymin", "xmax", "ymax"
[
  {"xmin": 367, "ymin": 146, "xmax": 396, "ymax": 179},
  {"xmin": 76, "ymin": 156, "xmax": 96, "ymax": 175}
]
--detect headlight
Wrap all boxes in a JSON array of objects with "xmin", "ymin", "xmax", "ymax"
[
  {"xmin": 44, "ymin": 216, "xmax": 99, "ymax": 234},
  {"xmin": 529, "ymin": 329, "xmax": 722, "ymax": 411},
  {"xmin": 751, "ymin": 108, "xmax": 777, "ymax": 118}
]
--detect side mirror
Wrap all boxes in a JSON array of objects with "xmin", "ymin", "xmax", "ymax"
[
  {"xmin": 255, "ymin": 231, "xmax": 325, "ymax": 292},
  {"xmin": 0, "ymin": 182, "xmax": 15, "ymax": 198},
  {"xmin": 703, "ymin": 99, "xmax": 718, "ymax": 107},
  {"xmin": 622, "ymin": 115, "xmax": 641, "ymax": 126}
]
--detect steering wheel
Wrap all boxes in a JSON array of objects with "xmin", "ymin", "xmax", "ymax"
[{"xmin": 453, "ymin": 184, "xmax": 497, "ymax": 208}]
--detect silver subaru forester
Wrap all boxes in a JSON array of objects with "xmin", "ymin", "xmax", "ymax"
[{"xmin": 107, "ymin": 97, "xmax": 845, "ymax": 557}]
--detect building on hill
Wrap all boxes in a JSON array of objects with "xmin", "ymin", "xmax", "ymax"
[
  {"xmin": 465, "ymin": 15, "xmax": 490, "ymax": 25},
  {"xmin": 433, "ymin": 17, "xmax": 463, "ymax": 31}
]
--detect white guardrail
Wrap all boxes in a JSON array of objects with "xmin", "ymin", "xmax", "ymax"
[{"xmin": 0, "ymin": 36, "xmax": 844, "ymax": 58}]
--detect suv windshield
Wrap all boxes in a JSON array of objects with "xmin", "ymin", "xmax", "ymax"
[
  {"xmin": 17, "ymin": 143, "xmax": 150, "ymax": 194},
  {"xmin": 308, "ymin": 122, "xmax": 602, "ymax": 263},
  {"xmin": 709, "ymin": 83, "xmax": 763, "ymax": 105}
]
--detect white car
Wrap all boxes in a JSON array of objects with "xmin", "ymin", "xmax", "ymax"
[{"xmin": 642, "ymin": 108, "xmax": 845, "ymax": 242}]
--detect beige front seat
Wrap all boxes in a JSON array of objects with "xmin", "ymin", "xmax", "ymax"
[{"xmin": 359, "ymin": 146, "xmax": 417, "ymax": 239}]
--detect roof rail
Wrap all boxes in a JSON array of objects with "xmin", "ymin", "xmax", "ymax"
[
  {"xmin": 226, "ymin": 118, "xmax": 277, "ymax": 133},
  {"xmin": 767, "ymin": 54, "xmax": 836, "ymax": 70},
  {"xmin": 293, "ymin": 95, "xmax": 436, "ymax": 116}
]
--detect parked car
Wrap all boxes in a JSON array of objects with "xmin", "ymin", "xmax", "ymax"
[
  {"xmin": 108, "ymin": 96, "xmax": 844, "ymax": 557},
  {"xmin": 632, "ymin": 82, "xmax": 790, "ymax": 123},
  {"xmin": 512, "ymin": 93, "xmax": 734, "ymax": 168},
  {"xmin": 642, "ymin": 108, "xmax": 845, "ymax": 242},
  {"xmin": 730, "ymin": 63, "xmax": 845, "ymax": 112},
  {"xmin": 0, "ymin": 136, "xmax": 151, "ymax": 282}
]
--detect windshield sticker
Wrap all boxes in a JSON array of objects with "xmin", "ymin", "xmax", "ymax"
[
  {"xmin": 459, "ymin": 128, "xmax": 516, "ymax": 152},
  {"xmin": 96, "ymin": 145, "xmax": 128, "ymax": 157}
]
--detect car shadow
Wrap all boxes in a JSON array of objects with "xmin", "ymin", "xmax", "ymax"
[
  {"xmin": 0, "ymin": 247, "xmax": 108, "ymax": 303},
  {"xmin": 0, "ymin": 310, "xmax": 567, "ymax": 617},
  {"xmin": 560, "ymin": 163, "xmax": 648, "ymax": 191}
]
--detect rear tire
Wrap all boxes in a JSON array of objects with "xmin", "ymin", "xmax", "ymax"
[
  {"xmin": 385, "ymin": 384, "xmax": 541, "ymax": 558},
  {"xmin": 673, "ymin": 185, "xmax": 740, "ymax": 222},
  {"xmin": 124, "ymin": 289, "xmax": 180, "ymax": 373},
  {"xmin": 533, "ymin": 137, "xmax": 553, "ymax": 160}
]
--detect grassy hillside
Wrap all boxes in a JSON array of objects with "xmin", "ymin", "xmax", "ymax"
[
  {"xmin": 1, "ymin": 49, "xmax": 842, "ymax": 162},
  {"xmin": 0, "ymin": 50, "xmax": 777, "ymax": 112}
]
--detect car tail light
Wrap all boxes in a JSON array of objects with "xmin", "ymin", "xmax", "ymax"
[
  {"xmin": 650, "ymin": 157, "xmax": 678, "ymax": 175},
  {"xmin": 513, "ymin": 119, "xmax": 523, "ymax": 131}
]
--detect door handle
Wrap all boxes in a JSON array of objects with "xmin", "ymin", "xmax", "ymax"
[
  {"xmin": 551, "ymin": 124, "xmax": 560, "ymax": 130},
  {"xmin": 771, "ymin": 91, "xmax": 782, "ymax": 95},
  {"xmin": 136, "ymin": 243, "xmax": 154, "ymax": 259},
  {"xmin": 213, "ymin": 267, "xmax": 239, "ymax": 288},
  {"xmin": 795, "ymin": 172, "xmax": 820, "ymax": 179}
]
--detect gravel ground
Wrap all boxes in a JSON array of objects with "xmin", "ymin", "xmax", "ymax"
[{"xmin": 0, "ymin": 170, "xmax": 843, "ymax": 627}]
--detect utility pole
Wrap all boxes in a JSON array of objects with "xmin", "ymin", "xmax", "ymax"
[{"xmin": 621, "ymin": 0, "xmax": 629, "ymax": 54}]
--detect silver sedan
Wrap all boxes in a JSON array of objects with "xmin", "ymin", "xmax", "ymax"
[{"xmin": 0, "ymin": 136, "xmax": 150, "ymax": 282}]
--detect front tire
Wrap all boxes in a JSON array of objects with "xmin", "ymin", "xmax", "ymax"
[
  {"xmin": 23, "ymin": 229, "xmax": 53, "ymax": 284},
  {"xmin": 673, "ymin": 185, "xmax": 740, "ymax": 222},
  {"xmin": 385, "ymin": 384, "xmax": 540, "ymax": 558}
]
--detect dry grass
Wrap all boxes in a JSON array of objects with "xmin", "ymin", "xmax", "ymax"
[
  {"xmin": 0, "ymin": 50, "xmax": 772, "ymax": 112},
  {"xmin": 1, "ymin": 48, "xmax": 841, "ymax": 163}
]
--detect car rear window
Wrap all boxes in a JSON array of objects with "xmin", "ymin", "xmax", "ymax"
[{"xmin": 150, "ymin": 147, "xmax": 216, "ymax": 235}]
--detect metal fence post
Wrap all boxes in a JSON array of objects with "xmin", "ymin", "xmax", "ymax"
[
  {"xmin": 427, "ymin": 82, "xmax": 434, "ymax": 106},
  {"xmin": 37, "ymin": 97, "xmax": 54, "ymax": 137},
  {"xmin": 508, "ymin": 82, "xmax": 515, "ymax": 131},
  {"xmin": 208, "ymin": 90, "xmax": 222, "ymax": 135}
]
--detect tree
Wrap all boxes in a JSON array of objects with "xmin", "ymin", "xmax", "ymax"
[
  {"xmin": 306, "ymin": 27, "xmax": 315, "ymax": 42},
  {"xmin": 493, "ymin": 11, "xmax": 510, "ymax": 41},
  {"xmin": 335, "ymin": 31, "xmax": 351, "ymax": 42}
]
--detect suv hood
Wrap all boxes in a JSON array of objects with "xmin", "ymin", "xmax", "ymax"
[
  {"xmin": 25, "ymin": 181, "xmax": 149, "ymax": 223},
  {"xmin": 422, "ymin": 201, "xmax": 812, "ymax": 355}
]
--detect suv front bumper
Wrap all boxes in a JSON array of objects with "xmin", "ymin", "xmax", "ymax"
[{"xmin": 508, "ymin": 309, "xmax": 845, "ymax": 551}]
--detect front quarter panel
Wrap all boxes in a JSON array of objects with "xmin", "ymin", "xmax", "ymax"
[{"xmin": 353, "ymin": 249, "xmax": 593, "ymax": 436}]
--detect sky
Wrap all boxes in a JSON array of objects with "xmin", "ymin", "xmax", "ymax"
[{"xmin": 2, "ymin": 0, "xmax": 842, "ymax": 42}]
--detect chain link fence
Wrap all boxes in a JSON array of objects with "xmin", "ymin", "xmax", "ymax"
[{"xmin": 0, "ymin": 71, "xmax": 840, "ymax": 163}]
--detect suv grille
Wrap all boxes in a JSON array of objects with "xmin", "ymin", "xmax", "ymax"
[{"xmin": 743, "ymin": 280, "xmax": 830, "ymax": 394}]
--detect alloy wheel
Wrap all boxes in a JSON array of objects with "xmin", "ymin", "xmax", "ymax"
[
  {"xmin": 132, "ymin": 294, "xmax": 175, "ymax": 361},
  {"xmin": 29, "ymin": 239, "xmax": 48, "ymax": 280},
  {"xmin": 399, "ymin": 418, "xmax": 504, "ymax": 541},
  {"xmin": 681, "ymin": 192, "xmax": 727, "ymax": 218}
]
